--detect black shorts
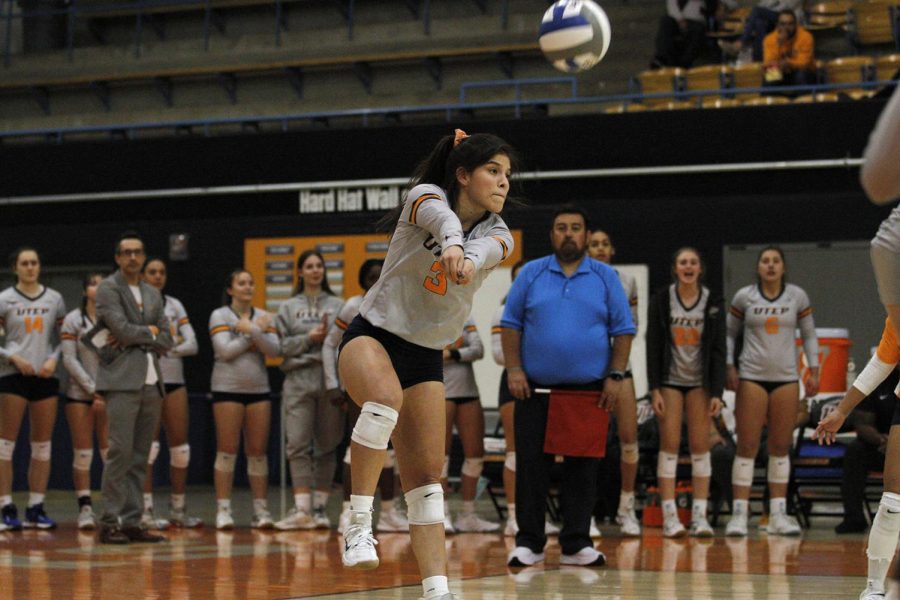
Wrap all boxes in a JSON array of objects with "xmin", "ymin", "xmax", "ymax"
[
  {"xmin": 662, "ymin": 384, "xmax": 703, "ymax": 396},
  {"xmin": 0, "ymin": 374, "xmax": 59, "ymax": 402},
  {"xmin": 741, "ymin": 379, "xmax": 795, "ymax": 394},
  {"xmin": 339, "ymin": 316, "xmax": 443, "ymax": 390},
  {"xmin": 892, "ymin": 399, "xmax": 900, "ymax": 426},
  {"xmin": 498, "ymin": 370, "xmax": 515, "ymax": 408},
  {"xmin": 211, "ymin": 392, "xmax": 270, "ymax": 405},
  {"xmin": 447, "ymin": 396, "xmax": 478, "ymax": 406},
  {"xmin": 164, "ymin": 383, "xmax": 186, "ymax": 395},
  {"xmin": 65, "ymin": 395, "xmax": 93, "ymax": 405}
]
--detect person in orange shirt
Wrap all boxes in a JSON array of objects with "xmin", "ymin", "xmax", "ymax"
[{"xmin": 762, "ymin": 10, "xmax": 815, "ymax": 88}]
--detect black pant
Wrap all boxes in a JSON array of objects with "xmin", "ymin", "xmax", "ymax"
[
  {"xmin": 654, "ymin": 16, "xmax": 706, "ymax": 68},
  {"xmin": 842, "ymin": 439, "xmax": 885, "ymax": 523},
  {"xmin": 514, "ymin": 391, "xmax": 598, "ymax": 556}
]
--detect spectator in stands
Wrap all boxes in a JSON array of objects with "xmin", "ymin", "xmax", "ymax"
[
  {"xmin": 760, "ymin": 10, "xmax": 815, "ymax": 89},
  {"xmin": 646, "ymin": 247, "xmax": 726, "ymax": 538},
  {"xmin": 501, "ymin": 205, "xmax": 635, "ymax": 568},
  {"xmin": 652, "ymin": 0, "xmax": 735, "ymax": 69},
  {"xmin": 719, "ymin": 0, "xmax": 804, "ymax": 62}
]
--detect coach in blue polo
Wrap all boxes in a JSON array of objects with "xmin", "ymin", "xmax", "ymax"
[{"xmin": 501, "ymin": 205, "xmax": 635, "ymax": 568}]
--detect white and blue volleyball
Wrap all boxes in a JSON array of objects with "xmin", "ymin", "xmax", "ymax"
[{"xmin": 539, "ymin": 0, "xmax": 612, "ymax": 73}]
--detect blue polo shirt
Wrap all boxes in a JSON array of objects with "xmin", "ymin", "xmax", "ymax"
[{"xmin": 501, "ymin": 254, "xmax": 636, "ymax": 385}]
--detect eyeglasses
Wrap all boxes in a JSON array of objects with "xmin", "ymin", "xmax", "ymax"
[{"xmin": 117, "ymin": 249, "xmax": 145, "ymax": 257}]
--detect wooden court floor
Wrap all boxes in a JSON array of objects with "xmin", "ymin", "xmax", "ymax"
[{"xmin": 0, "ymin": 491, "xmax": 872, "ymax": 599}]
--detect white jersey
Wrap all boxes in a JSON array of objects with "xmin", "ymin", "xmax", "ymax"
[
  {"xmin": 874, "ymin": 206, "xmax": 900, "ymax": 254},
  {"xmin": 727, "ymin": 283, "xmax": 818, "ymax": 382},
  {"xmin": 443, "ymin": 317, "xmax": 483, "ymax": 399},
  {"xmin": 490, "ymin": 303, "xmax": 505, "ymax": 366},
  {"xmin": 159, "ymin": 295, "xmax": 197, "ymax": 386},
  {"xmin": 359, "ymin": 183, "xmax": 514, "ymax": 350},
  {"xmin": 665, "ymin": 284, "xmax": 709, "ymax": 387},
  {"xmin": 616, "ymin": 269, "xmax": 639, "ymax": 329},
  {"xmin": 276, "ymin": 292, "xmax": 344, "ymax": 374},
  {"xmin": 322, "ymin": 294, "xmax": 363, "ymax": 390},
  {"xmin": 209, "ymin": 306, "xmax": 280, "ymax": 394},
  {"xmin": 0, "ymin": 286, "xmax": 66, "ymax": 378},
  {"xmin": 61, "ymin": 308, "xmax": 99, "ymax": 400}
]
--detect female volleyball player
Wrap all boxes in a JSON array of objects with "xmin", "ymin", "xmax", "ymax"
[
  {"xmin": 646, "ymin": 247, "xmax": 726, "ymax": 538},
  {"xmin": 209, "ymin": 269, "xmax": 280, "ymax": 530},
  {"xmin": 337, "ymin": 130, "xmax": 515, "ymax": 600},
  {"xmin": 725, "ymin": 246, "xmax": 819, "ymax": 536},
  {"xmin": 61, "ymin": 272, "xmax": 109, "ymax": 530},
  {"xmin": 274, "ymin": 249, "xmax": 344, "ymax": 531},
  {"xmin": 587, "ymin": 230, "xmax": 642, "ymax": 537},
  {"xmin": 141, "ymin": 257, "xmax": 201, "ymax": 529},
  {"xmin": 0, "ymin": 247, "xmax": 66, "ymax": 531}
]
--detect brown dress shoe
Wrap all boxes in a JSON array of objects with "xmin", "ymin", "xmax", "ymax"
[
  {"xmin": 98, "ymin": 525, "xmax": 130, "ymax": 545},
  {"xmin": 122, "ymin": 526, "xmax": 166, "ymax": 543}
]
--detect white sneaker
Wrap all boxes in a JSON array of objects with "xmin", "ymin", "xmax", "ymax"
[
  {"xmin": 690, "ymin": 516, "xmax": 714, "ymax": 538},
  {"xmin": 507, "ymin": 545, "xmax": 545, "ymax": 567},
  {"xmin": 418, "ymin": 594, "xmax": 456, "ymax": 600},
  {"xmin": 560, "ymin": 546, "xmax": 606, "ymax": 567},
  {"xmin": 444, "ymin": 512, "xmax": 456, "ymax": 535},
  {"xmin": 169, "ymin": 505, "xmax": 203, "ymax": 529},
  {"xmin": 377, "ymin": 507, "xmax": 409, "ymax": 532},
  {"xmin": 618, "ymin": 510, "xmax": 641, "ymax": 537},
  {"xmin": 663, "ymin": 515, "xmax": 687, "ymax": 538},
  {"xmin": 141, "ymin": 507, "xmax": 170, "ymax": 530},
  {"xmin": 589, "ymin": 517, "xmax": 601, "ymax": 538},
  {"xmin": 274, "ymin": 507, "xmax": 315, "ymax": 531},
  {"xmin": 504, "ymin": 517, "xmax": 518, "ymax": 536},
  {"xmin": 454, "ymin": 511, "xmax": 500, "ymax": 533},
  {"xmin": 767, "ymin": 512, "xmax": 801, "ymax": 536},
  {"xmin": 76, "ymin": 505, "xmax": 96, "ymax": 530},
  {"xmin": 338, "ymin": 507, "xmax": 351, "ymax": 534},
  {"xmin": 726, "ymin": 506, "xmax": 749, "ymax": 537},
  {"xmin": 860, "ymin": 586, "xmax": 886, "ymax": 600},
  {"xmin": 216, "ymin": 508, "xmax": 234, "ymax": 531},
  {"xmin": 251, "ymin": 509, "xmax": 274, "ymax": 529},
  {"xmin": 342, "ymin": 512, "xmax": 379, "ymax": 570},
  {"xmin": 311, "ymin": 506, "xmax": 331, "ymax": 529}
]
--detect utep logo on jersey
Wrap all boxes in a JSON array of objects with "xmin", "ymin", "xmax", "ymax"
[
  {"xmin": 423, "ymin": 234, "xmax": 443, "ymax": 258},
  {"xmin": 15, "ymin": 306, "xmax": 50, "ymax": 317},
  {"xmin": 670, "ymin": 316, "xmax": 704, "ymax": 327},
  {"xmin": 751, "ymin": 307, "xmax": 789, "ymax": 315}
]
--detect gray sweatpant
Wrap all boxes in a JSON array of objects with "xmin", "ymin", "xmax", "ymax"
[{"xmin": 283, "ymin": 365, "xmax": 345, "ymax": 490}]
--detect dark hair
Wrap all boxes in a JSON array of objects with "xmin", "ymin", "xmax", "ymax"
[
  {"xmin": 552, "ymin": 204, "xmax": 590, "ymax": 230},
  {"xmin": 80, "ymin": 272, "xmax": 105, "ymax": 326},
  {"xmin": 9, "ymin": 246, "xmax": 39, "ymax": 283},
  {"xmin": 671, "ymin": 246, "xmax": 705, "ymax": 283},
  {"xmin": 377, "ymin": 132, "xmax": 520, "ymax": 234},
  {"xmin": 294, "ymin": 249, "xmax": 334, "ymax": 296},
  {"xmin": 778, "ymin": 9, "xmax": 796, "ymax": 21},
  {"xmin": 222, "ymin": 269, "xmax": 252, "ymax": 306},
  {"xmin": 142, "ymin": 256, "xmax": 166, "ymax": 273},
  {"xmin": 358, "ymin": 259, "xmax": 384, "ymax": 291},
  {"xmin": 756, "ymin": 245, "xmax": 787, "ymax": 284},
  {"xmin": 116, "ymin": 230, "xmax": 144, "ymax": 254}
]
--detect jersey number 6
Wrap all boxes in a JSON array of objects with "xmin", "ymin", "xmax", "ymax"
[{"xmin": 423, "ymin": 261, "xmax": 448, "ymax": 296}]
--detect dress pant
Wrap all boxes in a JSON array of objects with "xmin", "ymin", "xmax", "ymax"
[{"xmin": 841, "ymin": 439, "xmax": 885, "ymax": 523}]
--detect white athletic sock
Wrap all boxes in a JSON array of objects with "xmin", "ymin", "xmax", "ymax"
[
  {"xmin": 381, "ymin": 498, "xmax": 395, "ymax": 512},
  {"xmin": 462, "ymin": 500, "xmax": 475, "ymax": 515},
  {"xmin": 422, "ymin": 575, "xmax": 450, "ymax": 599},
  {"xmin": 171, "ymin": 493, "xmax": 186, "ymax": 511},
  {"xmin": 0, "ymin": 495, "xmax": 11, "ymax": 508},
  {"xmin": 662, "ymin": 499, "xmax": 678, "ymax": 519},
  {"xmin": 507, "ymin": 503, "xmax": 516, "ymax": 518},
  {"xmin": 350, "ymin": 495, "xmax": 374, "ymax": 514},
  {"xmin": 868, "ymin": 560, "xmax": 890, "ymax": 594},
  {"xmin": 28, "ymin": 493, "xmax": 45, "ymax": 508},
  {"xmin": 143, "ymin": 493, "xmax": 153, "ymax": 511},
  {"xmin": 693, "ymin": 499, "xmax": 708, "ymax": 519},
  {"xmin": 295, "ymin": 493, "xmax": 311, "ymax": 513},
  {"xmin": 252, "ymin": 498, "xmax": 268, "ymax": 515},
  {"xmin": 313, "ymin": 490, "xmax": 329, "ymax": 510},
  {"xmin": 770, "ymin": 497, "xmax": 787, "ymax": 516},
  {"xmin": 217, "ymin": 499, "xmax": 231, "ymax": 512},
  {"xmin": 620, "ymin": 490, "xmax": 635, "ymax": 512},
  {"xmin": 342, "ymin": 500, "xmax": 351, "ymax": 511},
  {"xmin": 733, "ymin": 499, "xmax": 749, "ymax": 516},
  {"xmin": 76, "ymin": 489, "xmax": 91, "ymax": 500}
]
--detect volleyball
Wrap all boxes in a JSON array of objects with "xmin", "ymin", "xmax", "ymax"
[{"xmin": 539, "ymin": 0, "xmax": 612, "ymax": 73}]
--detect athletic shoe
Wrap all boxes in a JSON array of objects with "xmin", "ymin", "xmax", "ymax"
[
  {"xmin": 311, "ymin": 506, "xmax": 331, "ymax": 529},
  {"xmin": 454, "ymin": 511, "xmax": 500, "ymax": 533},
  {"xmin": 98, "ymin": 524, "xmax": 129, "ymax": 544},
  {"xmin": 618, "ymin": 509, "xmax": 641, "ymax": 537},
  {"xmin": 342, "ymin": 512, "xmax": 379, "ymax": 570},
  {"xmin": 589, "ymin": 517, "xmax": 601, "ymax": 538},
  {"xmin": 419, "ymin": 594, "xmax": 456, "ymax": 600},
  {"xmin": 504, "ymin": 517, "xmax": 518, "ymax": 537},
  {"xmin": 23, "ymin": 504, "xmax": 57, "ymax": 530},
  {"xmin": 251, "ymin": 509, "xmax": 274, "ymax": 529},
  {"xmin": 690, "ymin": 516, "xmax": 714, "ymax": 538},
  {"xmin": 338, "ymin": 507, "xmax": 351, "ymax": 534},
  {"xmin": 835, "ymin": 518, "xmax": 868, "ymax": 534},
  {"xmin": 377, "ymin": 507, "xmax": 409, "ymax": 532},
  {"xmin": 726, "ymin": 505, "xmax": 749, "ymax": 537},
  {"xmin": 140, "ymin": 507, "xmax": 170, "ymax": 531},
  {"xmin": 77, "ymin": 505, "xmax": 97, "ymax": 531},
  {"xmin": 443, "ymin": 512, "xmax": 456, "ymax": 535},
  {"xmin": 507, "ymin": 546, "xmax": 545, "ymax": 567},
  {"xmin": 860, "ymin": 586, "xmax": 886, "ymax": 600},
  {"xmin": 1, "ymin": 504, "xmax": 23, "ymax": 531},
  {"xmin": 274, "ymin": 507, "xmax": 315, "ymax": 531},
  {"xmin": 215, "ymin": 508, "xmax": 234, "ymax": 531},
  {"xmin": 168, "ymin": 506, "xmax": 203, "ymax": 529},
  {"xmin": 663, "ymin": 515, "xmax": 687, "ymax": 538},
  {"xmin": 767, "ymin": 512, "xmax": 801, "ymax": 536},
  {"xmin": 545, "ymin": 520, "xmax": 560, "ymax": 536},
  {"xmin": 560, "ymin": 546, "xmax": 606, "ymax": 567}
]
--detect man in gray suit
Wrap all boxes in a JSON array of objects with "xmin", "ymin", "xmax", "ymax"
[{"xmin": 95, "ymin": 231, "xmax": 173, "ymax": 544}]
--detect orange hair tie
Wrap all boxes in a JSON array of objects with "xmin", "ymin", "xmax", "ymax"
[{"xmin": 453, "ymin": 128, "xmax": 470, "ymax": 147}]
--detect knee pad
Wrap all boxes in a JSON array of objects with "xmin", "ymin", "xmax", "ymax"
[
  {"xmin": 214, "ymin": 452, "xmax": 236, "ymax": 473},
  {"xmin": 351, "ymin": 402, "xmax": 398, "ymax": 450},
  {"xmin": 869, "ymin": 492, "xmax": 900, "ymax": 561},
  {"xmin": 657, "ymin": 451, "xmax": 678, "ymax": 480},
  {"xmin": 405, "ymin": 483, "xmax": 444, "ymax": 526},
  {"xmin": 247, "ymin": 455, "xmax": 268, "ymax": 478},
  {"xmin": 440, "ymin": 455, "xmax": 450, "ymax": 480},
  {"xmin": 732, "ymin": 456, "xmax": 755, "ymax": 487},
  {"xmin": 461, "ymin": 457, "xmax": 484, "ymax": 479},
  {"xmin": 343, "ymin": 446, "xmax": 352, "ymax": 465},
  {"xmin": 691, "ymin": 452, "xmax": 711, "ymax": 478},
  {"xmin": 99, "ymin": 447, "xmax": 109, "ymax": 464},
  {"xmin": 767, "ymin": 455, "xmax": 791, "ymax": 485},
  {"xmin": 621, "ymin": 442, "xmax": 639, "ymax": 465},
  {"xmin": 147, "ymin": 441, "xmax": 160, "ymax": 465},
  {"xmin": 31, "ymin": 441, "xmax": 51, "ymax": 462},
  {"xmin": 170, "ymin": 444, "xmax": 190, "ymax": 469},
  {"xmin": 383, "ymin": 449, "xmax": 396, "ymax": 470},
  {"xmin": 0, "ymin": 439, "xmax": 14, "ymax": 461},
  {"xmin": 73, "ymin": 448, "xmax": 93, "ymax": 472},
  {"xmin": 504, "ymin": 451, "xmax": 516, "ymax": 472}
]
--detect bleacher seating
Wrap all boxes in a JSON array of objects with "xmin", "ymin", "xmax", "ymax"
[{"xmin": 847, "ymin": 1, "xmax": 900, "ymax": 50}]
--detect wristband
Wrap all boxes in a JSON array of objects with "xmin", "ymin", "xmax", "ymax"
[{"xmin": 507, "ymin": 366, "xmax": 523, "ymax": 372}]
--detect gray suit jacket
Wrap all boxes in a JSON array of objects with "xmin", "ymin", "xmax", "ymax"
[{"xmin": 94, "ymin": 271, "xmax": 173, "ymax": 394}]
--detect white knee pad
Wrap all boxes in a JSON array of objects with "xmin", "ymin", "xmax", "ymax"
[
  {"xmin": 767, "ymin": 455, "xmax": 791, "ymax": 485},
  {"xmin": 99, "ymin": 447, "xmax": 109, "ymax": 464},
  {"xmin": 869, "ymin": 492, "xmax": 900, "ymax": 561},
  {"xmin": 343, "ymin": 446, "xmax": 352, "ymax": 465},
  {"xmin": 691, "ymin": 452, "xmax": 711, "ymax": 477},
  {"xmin": 383, "ymin": 449, "xmax": 396, "ymax": 470},
  {"xmin": 31, "ymin": 441, "xmax": 51, "ymax": 462},
  {"xmin": 147, "ymin": 440, "xmax": 160, "ymax": 465},
  {"xmin": 247, "ymin": 455, "xmax": 268, "ymax": 478},
  {"xmin": 504, "ymin": 451, "xmax": 516, "ymax": 472},
  {"xmin": 405, "ymin": 483, "xmax": 444, "ymax": 526},
  {"xmin": 170, "ymin": 444, "xmax": 190, "ymax": 469},
  {"xmin": 73, "ymin": 448, "xmax": 93, "ymax": 472},
  {"xmin": 351, "ymin": 402, "xmax": 398, "ymax": 450},
  {"xmin": 621, "ymin": 442, "xmax": 639, "ymax": 465},
  {"xmin": 732, "ymin": 456, "xmax": 755, "ymax": 487},
  {"xmin": 214, "ymin": 452, "xmax": 236, "ymax": 473},
  {"xmin": 657, "ymin": 451, "xmax": 678, "ymax": 480},
  {"xmin": 440, "ymin": 455, "xmax": 450, "ymax": 480},
  {"xmin": 0, "ymin": 439, "xmax": 15, "ymax": 461},
  {"xmin": 461, "ymin": 457, "xmax": 484, "ymax": 479}
]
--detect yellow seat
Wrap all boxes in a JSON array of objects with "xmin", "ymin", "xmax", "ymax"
[
  {"xmin": 701, "ymin": 97, "xmax": 741, "ymax": 108},
  {"xmin": 648, "ymin": 100, "xmax": 697, "ymax": 110},
  {"xmin": 793, "ymin": 92, "xmax": 841, "ymax": 102},
  {"xmin": 847, "ymin": 3, "xmax": 897, "ymax": 47},
  {"xmin": 636, "ymin": 68, "xmax": 684, "ymax": 105},
  {"xmin": 603, "ymin": 103, "xmax": 648, "ymax": 113},
  {"xmin": 742, "ymin": 95, "xmax": 791, "ymax": 105},
  {"xmin": 685, "ymin": 65, "xmax": 732, "ymax": 99},
  {"xmin": 805, "ymin": 1, "xmax": 852, "ymax": 30},
  {"xmin": 732, "ymin": 62, "xmax": 764, "ymax": 99},
  {"xmin": 707, "ymin": 7, "xmax": 750, "ymax": 38},
  {"xmin": 875, "ymin": 54, "xmax": 900, "ymax": 80}
]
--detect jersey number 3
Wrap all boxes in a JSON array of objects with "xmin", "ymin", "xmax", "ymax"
[
  {"xmin": 24, "ymin": 316, "xmax": 44, "ymax": 334},
  {"xmin": 423, "ymin": 261, "xmax": 447, "ymax": 296}
]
